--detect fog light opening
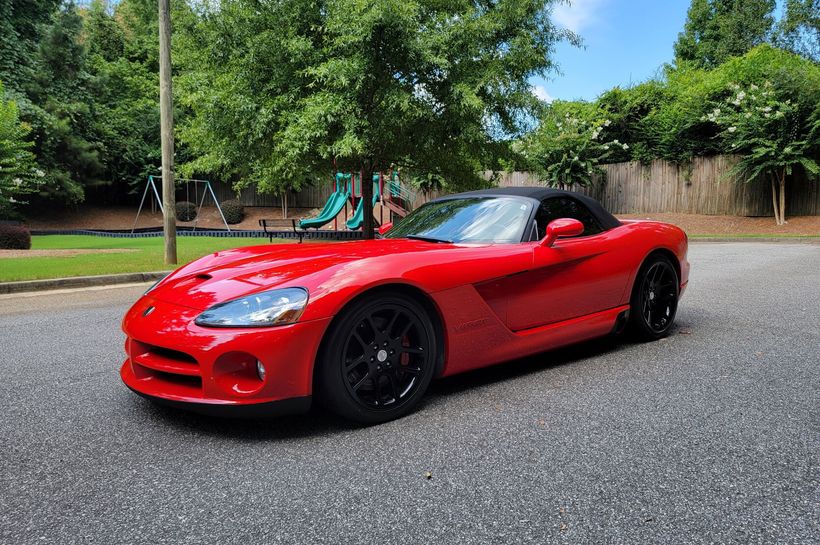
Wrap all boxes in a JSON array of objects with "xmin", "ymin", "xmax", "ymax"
[{"xmin": 256, "ymin": 360, "xmax": 266, "ymax": 381}]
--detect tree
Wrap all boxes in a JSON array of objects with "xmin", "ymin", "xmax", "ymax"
[
  {"xmin": 0, "ymin": 83, "xmax": 40, "ymax": 218},
  {"xmin": 674, "ymin": 0, "xmax": 776, "ymax": 68},
  {"xmin": 705, "ymin": 80, "xmax": 819, "ymax": 224},
  {"xmin": 82, "ymin": 0, "xmax": 162, "ymax": 203},
  {"xmin": 773, "ymin": 0, "xmax": 819, "ymax": 61},
  {"xmin": 0, "ymin": 0, "xmax": 61, "ymax": 93},
  {"xmin": 519, "ymin": 105, "xmax": 625, "ymax": 189},
  {"xmin": 19, "ymin": 2, "xmax": 104, "ymax": 204},
  {"xmin": 178, "ymin": 0, "xmax": 575, "ymax": 237}
]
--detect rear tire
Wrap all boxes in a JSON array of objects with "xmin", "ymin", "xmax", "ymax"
[
  {"xmin": 316, "ymin": 292, "xmax": 437, "ymax": 424},
  {"xmin": 628, "ymin": 254, "xmax": 679, "ymax": 341}
]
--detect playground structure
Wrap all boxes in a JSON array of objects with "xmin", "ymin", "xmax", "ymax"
[
  {"xmin": 131, "ymin": 176, "xmax": 231, "ymax": 233},
  {"xmin": 294, "ymin": 170, "xmax": 416, "ymax": 233}
]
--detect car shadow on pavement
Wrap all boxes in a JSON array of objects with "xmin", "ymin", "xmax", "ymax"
[
  {"xmin": 127, "ymin": 396, "xmax": 353, "ymax": 440},
  {"xmin": 427, "ymin": 334, "xmax": 625, "ymax": 399},
  {"xmin": 126, "ymin": 326, "xmax": 686, "ymax": 439}
]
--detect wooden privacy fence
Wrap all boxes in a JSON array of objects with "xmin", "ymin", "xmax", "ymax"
[
  {"xmin": 491, "ymin": 156, "xmax": 818, "ymax": 217},
  {"xmin": 210, "ymin": 155, "xmax": 818, "ymax": 216}
]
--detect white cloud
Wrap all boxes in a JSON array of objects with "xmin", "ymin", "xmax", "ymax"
[
  {"xmin": 531, "ymin": 85, "xmax": 554, "ymax": 103},
  {"xmin": 552, "ymin": 0, "xmax": 608, "ymax": 33}
]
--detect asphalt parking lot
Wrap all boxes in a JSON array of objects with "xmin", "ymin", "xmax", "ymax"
[{"xmin": 0, "ymin": 241, "xmax": 818, "ymax": 544}]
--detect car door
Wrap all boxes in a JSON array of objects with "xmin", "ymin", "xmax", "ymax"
[{"xmin": 502, "ymin": 196, "xmax": 632, "ymax": 331}]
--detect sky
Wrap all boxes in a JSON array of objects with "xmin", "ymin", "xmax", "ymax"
[{"xmin": 531, "ymin": 0, "xmax": 692, "ymax": 103}]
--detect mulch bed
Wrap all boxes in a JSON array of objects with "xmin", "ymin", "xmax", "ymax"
[{"xmin": 617, "ymin": 213, "xmax": 820, "ymax": 236}]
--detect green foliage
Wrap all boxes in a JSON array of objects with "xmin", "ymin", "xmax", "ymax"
[
  {"xmin": 220, "ymin": 199, "xmax": 245, "ymax": 224},
  {"xmin": 175, "ymin": 200, "xmax": 197, "ymax": 221},
  {"xmin": 0, "ymin": 223, "xmax": 31, "ymax": 249},
  {"xmin": 14, "ymin": 2, "xmax": 104, "ymax": 203},
  {"xmin": 674, "ymin": 0, "xmax": 776, "ymax": 68},
  {"xmin": 772, "ymin": 0, "xmax": 819, "ymax": 61},
  {"xmin": 0, "ymin": 0, "xmax": 61, "ymax": 93},
  {"xmin": 524, "ymin": 44, "xmax": 818, "ymax": 224},
  {"xmin": 0, "ymin": 84, "xmax": 40, "ymax": 218},
  {"xmin": 705, "ymin": 80, "xmax": 820, "ymax": 184},
  {"xmin": 0, "ymin": 0, "xmax": 171, "ymax": 210},
  {"xmin": 176, "ymin": 0, "xmax": 575, "ymax": 200},
  {"xmin": 519, "ymin": 103, "xmax": 627, "ymax": 188},
  {"xmin": 529, "ymin": 45, "xmax": 820, "ymax": 167}
]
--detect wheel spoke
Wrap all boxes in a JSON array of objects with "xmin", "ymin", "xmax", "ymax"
[
  {"xmin": 351, "ymin": 373, "xmax": 370, "ymax": 391},
  {"xmin": 402, "ymin": 346, "xmax": 424, "ymax": 355},
  {"xmin": 345, "ymin": 354, "xmax": 365, "ymax": 370},
  {"xmin": 352, "ymin": 330, "xmax": 367, "ymax": 351},
  {"xmin": 385, "ymin": 310, "xmax": 400, "ymax": 337},
  {"xmin": 397, "ymin": 320, "xmax": 413, "ymax": 340},
  {"xmin": 386, "ymin": 373, "xmax": 399, "ymax": 402},
  {"xmin": 366, "ymin": 315, "xmax": 380, "ymax": 336},
  {"xmin": 372, "ymin": 376, "xmax": 382, "ymax": 405}
]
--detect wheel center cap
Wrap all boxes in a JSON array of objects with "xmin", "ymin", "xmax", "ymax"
[
  {"xmin": 376, "ymin": 349, "xmax": 388, "ymax": 362},
  {"xmin": 649, "ymin": 291, "xmax": 655, "ymax": 300}
]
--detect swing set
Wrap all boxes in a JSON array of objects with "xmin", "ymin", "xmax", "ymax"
[{"xmin": 131, "ymin": 175, "xmax": 231, "ymax": 233}]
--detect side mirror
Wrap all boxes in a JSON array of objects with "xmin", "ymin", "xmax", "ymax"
[
  {"xmin": 540, "ymin": 218, "xmax": 584, "ymax": 247},
  {"xmin": 378, "ymin": 221, "xmax": 394, "ymax": 235}
]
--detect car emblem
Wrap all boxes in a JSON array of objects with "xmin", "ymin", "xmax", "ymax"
[{"xmin": 142, "ymin": 306, "xmax": 155, "ymax": 317}]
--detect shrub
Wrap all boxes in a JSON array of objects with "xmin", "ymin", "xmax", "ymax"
[
  {"xmin": 220, "ymin": 199, "xmax": 245, "ymax": 224},
  {"xmin": 0, "ymin": 224, "xmax": 32, "ymax": 249},
  {"xmin": 175, "ymin": 201, "xmax": 197, "ymax": 222}
]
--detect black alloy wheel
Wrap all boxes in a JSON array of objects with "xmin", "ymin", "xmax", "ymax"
[
  {"xmin": 317, "ymin": 293, "xmax": 437, "ymax": 424},
  {"xmin": 629, "ymin": 255, "xmax": 679, "ymax": 340}
]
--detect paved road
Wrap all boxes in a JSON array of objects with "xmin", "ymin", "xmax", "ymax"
[{"xmin": 1, "ymin": 242, "xmax": 818, "ymax": 544}]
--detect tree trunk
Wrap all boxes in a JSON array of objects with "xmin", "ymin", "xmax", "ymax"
[
  {"xmin": 770, "ymin": 173, "xmax": 781, "ymax": 225},
  {"xmin": 361, "ymin": 163, "xmax": 374, "ymax": 239},
  {"xmin": 778, "ymin": 169, "xmax": 786, "ymax": 225},
  {"xmin": 158, "ymin": 0, "xmax": 176, "ymax": 264}
]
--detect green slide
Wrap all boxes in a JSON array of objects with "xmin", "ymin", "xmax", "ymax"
[
  {"xmin": 346, "ymin": 178, "xmax": 381, "ymax": 230},
  {"xmin": 299, "ymin": 174, "xmax": 351, "ymax": 229}
]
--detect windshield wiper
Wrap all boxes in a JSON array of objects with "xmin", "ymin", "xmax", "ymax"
[{"xmin": 406, "ymin": 234, "xmax": 453, "ymax": 244}]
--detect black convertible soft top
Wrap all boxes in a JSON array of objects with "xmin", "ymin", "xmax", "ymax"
[{"xmin": 437, "ymin": 186, "xmax": 622, "ymax": 231}]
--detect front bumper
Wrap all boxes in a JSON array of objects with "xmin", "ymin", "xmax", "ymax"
[
  {"xmin": 125, "ymin": 385, "xmax": 312, "ymax": 418},
  {"xmin": 120, "ymin": 295, "xmax": 332, "ymax": 415}
]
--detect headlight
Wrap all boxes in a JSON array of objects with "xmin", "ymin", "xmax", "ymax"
[{"xmin": 194, "ymin": 288, "xmax": 308, "ymax": 328}]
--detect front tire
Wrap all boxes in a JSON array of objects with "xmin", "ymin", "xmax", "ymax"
[
  {"xmin": 316, "ymin": 293, "xmax": 437, "ymax": 424},
  {"xmin": 629, "ymin": 255, "xmax": 679, "ymax": 341}
]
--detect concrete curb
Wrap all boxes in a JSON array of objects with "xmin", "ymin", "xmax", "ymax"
[{"xmin": 0, "ymin": 271, "xmax": 170, "ymax": 295}]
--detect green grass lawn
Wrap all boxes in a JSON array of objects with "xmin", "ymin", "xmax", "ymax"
[{"xmin": 1, "ymin": 235, "xmax": 286, "ymax": 282}]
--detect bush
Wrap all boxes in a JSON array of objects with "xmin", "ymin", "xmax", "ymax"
[
  {"xmin": 175, "ymin": 201, "xmax": 197, "ymax": 222},
  {"xmin": 0, "ymin": 224, "xmax": 32, "ymax": 249},
  {"xmin": 220, "ymin": 199, "xmax": 245, "ymax": 224}
]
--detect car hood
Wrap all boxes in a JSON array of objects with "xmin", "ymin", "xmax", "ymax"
[{"xmin": 147, "ymin": 238, "xmax": 471, "ymax": 311}]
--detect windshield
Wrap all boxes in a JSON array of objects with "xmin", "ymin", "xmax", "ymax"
[{"xmin": 385, "ymin": 197, "xmax": 533, "ymax": 244}]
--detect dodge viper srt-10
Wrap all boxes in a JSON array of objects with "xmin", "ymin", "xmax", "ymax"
[{"xmin": 121, "ymin": 187, "xmax": 689, "ymax": 423}]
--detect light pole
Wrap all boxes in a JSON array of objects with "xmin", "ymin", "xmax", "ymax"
[{"xmin": 158, "ymin": 0, "xmax": 176, "ymax": 265}]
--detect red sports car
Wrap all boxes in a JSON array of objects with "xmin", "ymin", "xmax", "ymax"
[{"xmin": 121, "ymin": 187, "xmax": 689, "ymax": 423}]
